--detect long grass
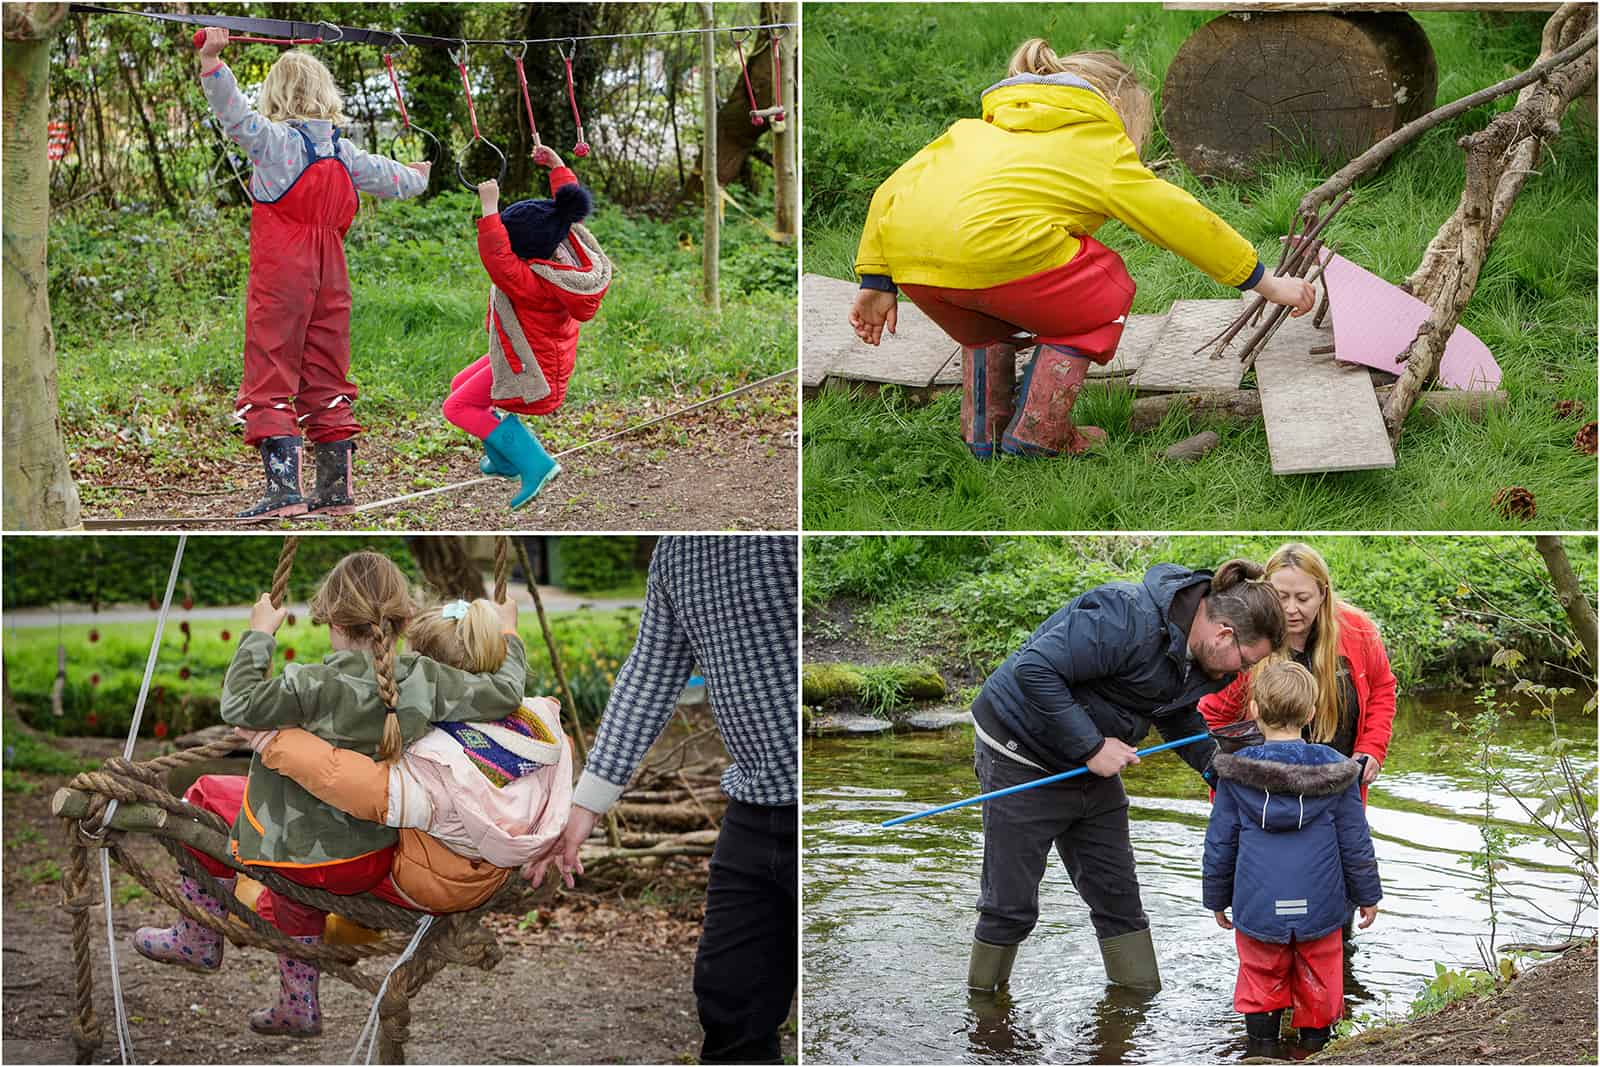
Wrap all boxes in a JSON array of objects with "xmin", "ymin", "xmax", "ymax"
[{"xmin": 801, "ymin": 3, "xmax": 1597, "ymax": 531}]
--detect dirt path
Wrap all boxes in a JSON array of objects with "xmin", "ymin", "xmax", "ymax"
[
  {"xmin": 1316, "ymin": 940, "xmax": 1596, "ymax": 1065},
  {"xmin": 76, "ymin": 389, "xmax": 796, "ymax": 532},
  {"xmin": 3, "ymin": 737, "xmax": 796, "ymax": 1064}
]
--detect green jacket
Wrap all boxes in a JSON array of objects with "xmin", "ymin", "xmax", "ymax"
[{"xmin": 220, "ymin": 629, "xmax": 528, "ymax": 867}]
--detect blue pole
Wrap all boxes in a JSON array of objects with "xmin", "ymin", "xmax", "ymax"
[{"xmin": 880, "ymin": 732, "xmax": 1211, "ymax": 828}]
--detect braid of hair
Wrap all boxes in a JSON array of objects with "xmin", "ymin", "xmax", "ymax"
[{"xmin": 374, "ymin": 617, "xmax": 403, "ymax": 763}]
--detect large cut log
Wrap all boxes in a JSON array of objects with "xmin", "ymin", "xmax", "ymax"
[{"xmin": 1162, "ymin": 12, "xmax": 1436, "ymax": 181}]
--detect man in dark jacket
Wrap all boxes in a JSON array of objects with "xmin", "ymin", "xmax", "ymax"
[
  {"xmin": 967, "ymin": 560, "xmax": 1285, "ymax": 995},
  {"xmin": 1203, "ymin": 660, "xmax": 1381, "ymax": 1058}
]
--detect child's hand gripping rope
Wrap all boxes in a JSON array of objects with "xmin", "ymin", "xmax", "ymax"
[{"xmin": 248, "ymin": 592, "xmax": 289, "ymax": 635}]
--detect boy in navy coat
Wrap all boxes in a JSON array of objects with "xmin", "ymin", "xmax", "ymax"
[{"xmin": 1203, "ymin": 660, "xmax": 1382, "ymax": 1058}]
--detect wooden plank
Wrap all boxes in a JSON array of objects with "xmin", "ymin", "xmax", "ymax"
[
  {"xmin": 1255, "ymin": 313, "xmax": 1395, "ymax": 475},
  {"xmin": 1130, "ymin": 299, "xmax": 1250, "ymax": 394},
  {"xmin": 925, "ymin": 312, "xmax": 1163, "ymax": 387},
  {"xmin": 802, "ymin": 273, "xmax": 958, "ymax": 389}
]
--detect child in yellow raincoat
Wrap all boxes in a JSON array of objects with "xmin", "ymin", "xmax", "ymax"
[{"xmin": 849, "ymin": 40, "xmax": 1314, "ymax": 459}]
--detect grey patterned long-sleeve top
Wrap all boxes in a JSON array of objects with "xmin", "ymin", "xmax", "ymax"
[
  {"xmin": 200, "ymin": 62, "xmax": 427, "ymax": 203},
  {"xmin": 573, "ymin": 536, "xmax": 798, "ymax": 813}
]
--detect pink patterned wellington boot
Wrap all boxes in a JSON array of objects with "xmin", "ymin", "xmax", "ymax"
[
  {"xmin": 1001, "ymin": 344, "xmax": 1107, "ymax": 457},
  {"xmin": 249, "ymin": 935, "xmax": 324, "ymax": 1037},
  {"xmin": 131, "ymin": 875, "xmax": 234, "ymax": 973},
  {"xmin": 960, "ymin": 343, "xmax": 1020, "ymax": 460}
]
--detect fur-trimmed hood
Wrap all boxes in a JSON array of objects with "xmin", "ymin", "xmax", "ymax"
[{"xmin": 1213, "ymin": 745, "xmax": 1360, "ymax": 796}]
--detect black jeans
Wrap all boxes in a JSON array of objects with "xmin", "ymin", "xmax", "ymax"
[
  {"xmin": 694, "ymin": 799, "xmax": 797, "ymax": 1064},
  {"xmin": 974, "ymin": 740, "xmax": 1149, "ymax": 946}
]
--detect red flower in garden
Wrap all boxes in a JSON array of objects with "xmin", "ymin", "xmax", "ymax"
[
  {"xmin": 85, "ymin": 713, "xmax": 98, "ymax": 728},
  {"xmin": 148, "ymin": 598, "xmax": 159, "ymax": 611},
  {"xmin": 179, "ymin": 620, "xmax": 190, "ymax": 635},
  {"xmin": 88, "ymin": 629, "xmax": 99, "ymax": 643},
  {"xmin": 153, "ymin": 722, "xmax": 168, "ymax": 739},
  {"xmin": 179, "ymin": 667, "xmax": 191, "ymax": 681},
  {"xmin": 283, "ymin": 648, "xmax": 296, "ymax": 661},
  {"xmin": 182, "ymin": 596, "xmax": 193, "ymax": 611},
  {"xmin": 89, "ymin": 673, "xmax": 100, "ymax": 686},
  {"xmin": 220, "ymin": 629, "xmax": 232, "ymax": 642}
]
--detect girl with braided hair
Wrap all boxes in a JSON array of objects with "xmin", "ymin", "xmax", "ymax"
[
  {"xmin": 234, "ymin": 597, "xmax": 576, "ymax": 915},
  {"xmin": 131, "ymin": 552, "xmax": 527, "ymax": 1038}
]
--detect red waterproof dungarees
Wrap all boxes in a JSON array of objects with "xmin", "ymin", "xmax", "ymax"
[{"xmin": 235, "ymin": 127, "xmax": 362, "ymax": 446}]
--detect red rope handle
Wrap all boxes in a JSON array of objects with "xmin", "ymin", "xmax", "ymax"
[
  {"xmin": 382, "ymin": 53, "xmax": 411, "ymax": 131},
  {"xmin": 733, "ymin": 34, "xmax": 763, "ymax": 126},
  {"xmin": 770, "ymin": 30, "xmax": 784, "ymax": 112},
  {"xmin": 560, "ymin": 42, "xmax": 590, "ymax": 157},
  {"xmin": 513, "ymin": 55, "xmax": 541, "ymax": 151},
  {"xmin": 456, "ymin": 54, "xmax": 481, "ymax": 141}
]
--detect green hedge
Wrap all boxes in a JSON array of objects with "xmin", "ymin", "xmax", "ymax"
[
  {"xmin": 1, "ymin": 537, "xmax": 417, "ymax": 610},
  {"xmin": 3, "ymin": 608, "xmax": 643, "ymax": 740},
  {"xmin": 803, "ymin": 535, "xmax": 1597, "ymax": 691}
]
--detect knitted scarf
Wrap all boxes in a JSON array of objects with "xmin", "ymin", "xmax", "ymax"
[{"xmin": 436, "ymin": 702, "xmax": 561, "ymax": 787}]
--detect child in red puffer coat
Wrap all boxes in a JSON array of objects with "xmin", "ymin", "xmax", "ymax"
[{"xmin": 444, "ymin": 147, "xmax": 611, "ymax": 509}]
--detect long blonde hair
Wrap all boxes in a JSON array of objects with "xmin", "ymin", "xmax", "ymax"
[
  {"xmin": 1006, "ymin": 39, "xmax": 1153, "ymax": 154},
  {"xmin": 257, "ymin": 50, "xmax": 349, "ymax": 126},
  {"xmin": 1262, "ymin": 543, "xmax": 1352, "ymax": 744},
  {"xmin": 408, "ymin": 600, "xmax": 508, "ymax": 674},
  {"xmin": 308, "ymin": 551, "xmax": 414, "ymax": 762}
]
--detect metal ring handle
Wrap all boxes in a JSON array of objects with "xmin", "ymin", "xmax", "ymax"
[
  {"xmin": 456, "ymin": 137, "xmax": 508, "ymax": 193},
  {"xmin": 384, "ymin": 124, "xmax": 440, "ymax": 166}
]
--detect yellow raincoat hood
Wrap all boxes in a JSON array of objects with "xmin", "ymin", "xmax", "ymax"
[{"xmin": 855, "ymin": 75, "xmax": 1259, "ymax": 292}]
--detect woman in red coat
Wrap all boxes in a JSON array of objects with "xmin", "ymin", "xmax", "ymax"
[
  {"xmin": 443, "ymin": 148, "xmax": 610, "ymax": 510},
  {"xmin": 1199, "ymin": 542, "xmax": 1398, "ymax": 805}
]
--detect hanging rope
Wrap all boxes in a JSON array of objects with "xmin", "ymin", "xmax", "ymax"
[
  {"xmin": 731, "ymin": 30, "xmax": 763, "ymax": 127},
  {"xmin": 507, "ymin": 42, "xmax": 542, "ymax": 152},
  {"xmin": 558, "ymin": 39, "xmax": 591, "ymax": 157},
  {"xmin": 493, "ymin": 536, "xmax": 511, "ymax": 605},
  {"xmin": 382, "ymin": 33, "xmax": 440, "ymax": 165},
  {"xmin": 270, "ymin": 536, "xmax": 300, "ymax": 608},
  {"xmin": 452, "ymin": 39, "xmax": 508, "ymax": 191},
  {"xmin": 767, "ymin": 28, "xmax": 788, "ymax": 133}
]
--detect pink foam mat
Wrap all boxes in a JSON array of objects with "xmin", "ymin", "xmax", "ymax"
[{"xmin": 1318, "ymin": 251, "xmax": 1501, "ymax": 391}]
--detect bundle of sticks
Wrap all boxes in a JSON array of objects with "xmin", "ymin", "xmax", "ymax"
[
  {"xmin": 574, "ymin": 756, "xmax": 728, "ymax": 871},
  {"xmin": 1196, "ymin": 189, "xmax": 1353, "ymax": 372}
]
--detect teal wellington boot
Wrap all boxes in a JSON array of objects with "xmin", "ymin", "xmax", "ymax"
[
  {"xmin": 478, "ymin": 437, "xmax": 519, "ymax": 479},
  {"xmin": 483, "ymin": 414, "xmax": 560, "ymax": 509}
]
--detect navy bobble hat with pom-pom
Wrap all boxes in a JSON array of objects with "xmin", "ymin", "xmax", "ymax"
[{"xmin": 501, "ymin": 183, "xmax": 594, "ymax": 260}]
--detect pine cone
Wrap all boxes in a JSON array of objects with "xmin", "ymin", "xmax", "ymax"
[
  {"xmin": 1575, "ymin": 421, "xmax": 1597, "ymax": 456},
  {"xmin": 1554, "ymin": 399, "xmax": 1585, "ymax": 420},
  {"xmin": 1491, "ymin": 486, "xmax": 1537, "ymax": 521}
]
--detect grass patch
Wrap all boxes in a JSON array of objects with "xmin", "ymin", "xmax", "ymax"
[
  {"xmin": 50, "ymin": 188, "xmax": 795, "ymax": 483},
  {"xmin": 802, "ymin": 3, "xmax": 1596, "ymax": 530}
]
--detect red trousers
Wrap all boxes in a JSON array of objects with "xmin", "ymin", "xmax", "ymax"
[
  {"xmin": 183, "ymin": 774, "xmax": 394, "ymax": 937},
  {"xmin": 441, "ymin": 355, "xmax": 503, "ymax": 440},
  {"xmin": 1234, "ymin": 928, "xmax": 1344, "ymax": 1028},
  {"xmin": 898, "ymin": 236, "xmax": 1136, "ymax": 364},
  {"xmin": 236, "ymin": 155, "xmax": 362, "ymax": 446}
]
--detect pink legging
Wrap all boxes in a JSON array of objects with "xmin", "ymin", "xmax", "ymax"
[{"xmin": 441, "ymin": 355, "xmax": 502, "ymax": 440}]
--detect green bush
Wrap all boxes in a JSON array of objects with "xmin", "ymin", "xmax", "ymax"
[
  {"xmin": 806, "ymin": 535, "xmax": 1596, "ymax": 690},
  {"xmin": 555, "ymin": 536, "xmax": 645, "ymax": 594},
  {"xmin": 1, "ymin": 537, "xmax": 416, "ymax": 610},
  {"xmin": 4, "ymin": 608, "xmax": 644, "ymax": 739}
]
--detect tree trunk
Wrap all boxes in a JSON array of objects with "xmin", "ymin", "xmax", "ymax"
[
  {"xmin": 3, "ymin": 3, "xmax": 81, "ymax": 531},
  {"xmin": 1383, "ymin": 3, "xmax": 1596, "ymax": 441},
  {"xmin": 765, "ymin": 2, "xmax": 798, "ymax": 239},
  {"xmin": 1533, "ymin": 536, "xmax": 1598, "ymax": 668},
  {"xmin": 700, "ymin": 3, "xmax": 719, "ymax": 311},
  {"xmin": 406, "ymin": 537, "xmax": 487, "ymax": 601},
  {"xmin": 116, "ymin": 35, "xmax": 178, "ymax": 213}
]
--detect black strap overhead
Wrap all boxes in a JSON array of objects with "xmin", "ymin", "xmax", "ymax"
[{"xmin": 68, "ymin": 4, "xmax": 466, "ymax": 49}]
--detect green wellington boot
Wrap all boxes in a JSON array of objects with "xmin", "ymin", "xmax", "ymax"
[
  {"xmin": 967, "ymin": 938, "xmax": 1019, "ymax": 992},
  {"xmin": 1098, "ymin": 927, "xmax": 1162, "ymax": 993}
]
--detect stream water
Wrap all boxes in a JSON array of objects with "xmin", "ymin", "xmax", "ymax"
[{"xmin": 801, "ymin": 689, "xmax": 1595, "ymax": 1064}]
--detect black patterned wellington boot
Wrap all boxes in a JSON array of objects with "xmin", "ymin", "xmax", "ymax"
[
  {"xmin": 306, "ymin": 439, "xmax": 356, "ymax": 515},
  {"xmin": 239, "ymin": 436, "xmax": 307, "ymax": 519}
]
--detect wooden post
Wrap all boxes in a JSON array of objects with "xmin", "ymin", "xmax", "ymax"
[
  {"xmin": 766, "ymin": 1, "xmax": 797, "ymax": 240},
  {"xmin": 700, "ymin": 2, "xmax": 720, "ymax": 311},
  {"xmin": 3, "ymin": 3, "xmax": 80, "ymax": 531}
]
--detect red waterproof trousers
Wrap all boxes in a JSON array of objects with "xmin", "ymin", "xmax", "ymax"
[
  {"xmin": 235, "ymin": 147, "xmax": 362, "ymax": 446},
  {"xmin": 897, "ymin": 235, "xmax": 1136, "ymax": 364},
  {"xmin": 183, "ymin": 774, "xmax": 394, "ymax": 937},
  {"xmin": 1234, "ymin": 928, "xmax": 1344, "ymax": 1029}
]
